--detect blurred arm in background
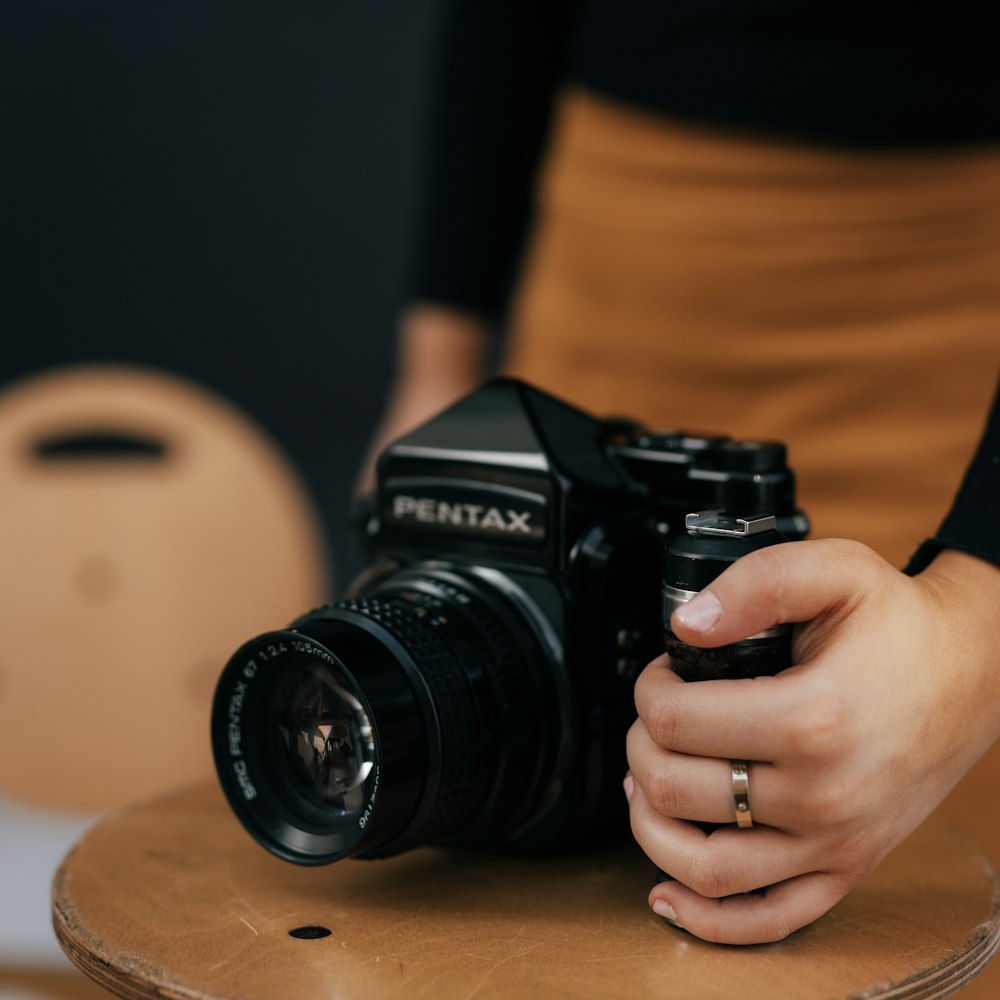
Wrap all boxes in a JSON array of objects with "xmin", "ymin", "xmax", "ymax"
[{"xmin": 355, "ymin": 0, "xmax": 577, "ymax": 495}]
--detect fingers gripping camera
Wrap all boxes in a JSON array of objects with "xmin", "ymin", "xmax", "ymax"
[{"xmin": 211, "ymin": 379, "xmax": 808, "ymax": 865}]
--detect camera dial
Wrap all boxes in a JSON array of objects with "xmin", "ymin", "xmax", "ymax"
[{"xmin": 662, "ymin": 509, "xmax": 794, "ymax": 681}]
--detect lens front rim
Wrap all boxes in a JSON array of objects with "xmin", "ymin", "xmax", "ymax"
[
  {"xmin": 288, "ymin": 607, "xmax": 448, "ymax": 859},
  {"xmin": 211, "ymin": 630, "xmax": 385, "ymax": 866}
]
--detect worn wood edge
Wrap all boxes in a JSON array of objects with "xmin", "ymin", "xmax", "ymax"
[
  {"xmin": 51, "ymin": 796, "xmax": 221, "ymax": 1000},
  {"xmin": 846, "ymin": 842, "xmax": 1000, "ymax": 1000}
]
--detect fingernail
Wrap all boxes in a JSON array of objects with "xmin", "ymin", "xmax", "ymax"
[
  {"xmin": 623, "ymin": 774, "xmax": 634, "ymax": 802},
  {"xmin": 675, "ymin": 590, "xmax": 722, "ymax": 633},
  {"xmin": 652, "ymin": 898, "xmax": 682, "ymax": 928}
]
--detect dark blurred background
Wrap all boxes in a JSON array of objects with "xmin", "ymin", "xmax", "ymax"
[{"xmin": 3, "ymin": 0, "xmax": 444, "ymax": 585}]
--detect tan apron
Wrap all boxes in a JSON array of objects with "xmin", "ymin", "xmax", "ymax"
[{"xmin": 506, "ymin": 88, "xmax": 1000, "ymax": 570}]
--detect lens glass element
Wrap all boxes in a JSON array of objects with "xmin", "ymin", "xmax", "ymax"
[{"xmin": 275, "ymin": 659, "xmax": 375, "ymax": 819}]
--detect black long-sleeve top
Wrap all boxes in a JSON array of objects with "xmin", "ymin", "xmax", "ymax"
[
  {"xmin": 907, "ymin": 384, "xmax": 1000, "ymax": 575},
  {"xmin": 411, "ymin": 0, "xmax": 1000, "ymax": 319}
]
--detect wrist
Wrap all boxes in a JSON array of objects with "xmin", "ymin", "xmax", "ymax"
[
  {"xmin": 917, "ymin": 547, "xmax": 1000, "ymax": 607},
  {"xmin": 914, "ymin": 548, "xmax": 1000, "ymax": 732}
]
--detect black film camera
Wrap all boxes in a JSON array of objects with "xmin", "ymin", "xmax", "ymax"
[{"xmin": 211, "ymin": 378, "xmax": 808, "ymax": 865}]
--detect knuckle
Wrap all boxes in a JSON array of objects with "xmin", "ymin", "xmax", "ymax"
[
  {"xmin": 748, "ymin": 541, "xmax": 786, "ymax": 581},
  {"xmin": 743, "ymin": 544, "xmax": 790, "ymax": 602},
  {"xmin": 824, "ymin": 833, "xmax": 880, "ymax": 881},
  {"xmin": 633, "ymin": 656, "xmax": 674, "ymax": 713},
  {"xmin": 644, "ymin": 768, "xmax": 686, "ymax": 819},
  {"xmin": 833, "ymin": 537, "xmax": 881, "ymax": 567},
  {"xmin": 685, "ymin": 852, "xmax": 736, "ymax": 899},
  {"xmin": 782, "ymin": 691, "xmax": 848, "ymax": 758},
  {"xmin": 624, "ymin": 719, "xmax": 645, "ymax": 768},
  {"xmin": 644, "ymin": 696, "xmax": 686, "ymax": 750},
  {"xmin": 823, "ymin": 538, "xmax": 886, "ymax": 594},
  {"xmin": 797, "ymin": 777, "xmax": 857, "ymax": 829},
  {"xmin": 695, "ymin": 913, "xmax": 729, "ymax": 944},
  {"xmin": 755, "ymin": 913, "xmax": 798, "ymax": 943},
  {"xmin": 632, "ymin": 663, "xmax": 657, "ymax": 708}
]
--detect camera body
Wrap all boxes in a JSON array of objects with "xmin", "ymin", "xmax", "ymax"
[{"xmin": 212, "ymin": 378, "xmax": 807, "ymax": 865}]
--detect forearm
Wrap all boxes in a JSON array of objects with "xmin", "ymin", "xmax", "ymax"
[
  {"xmin": 354, "ymin": 305, "xmax": 492, "ymax": 496},
  {"xmin": 393, "ymin": 304, "xmax": 492, "ymax": 394}
]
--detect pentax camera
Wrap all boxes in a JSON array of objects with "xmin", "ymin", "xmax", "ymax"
[{"xmin": 211, "ymin": 378, "xmax": 807, "ymax": 865}]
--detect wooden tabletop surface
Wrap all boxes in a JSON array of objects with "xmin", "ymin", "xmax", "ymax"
[{"xmin": 53, "ymin": 782, "xmax": 1000, "ymax": 1000}]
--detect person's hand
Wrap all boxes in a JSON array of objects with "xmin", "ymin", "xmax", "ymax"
[
  {"xmin": 354, "ymin": 305, "xmax": 492, "ymax": 497},
  {"xmin": 625, "ymin": 540, "xmax": 1000, "ymax": 944}
]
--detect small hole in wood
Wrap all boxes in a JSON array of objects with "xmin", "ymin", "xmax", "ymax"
[{"xmin": 289, "ymin": 926, "xmax": 332, "ymax": 940}]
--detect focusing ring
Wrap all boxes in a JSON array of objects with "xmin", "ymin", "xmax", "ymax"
[
  {"xmin": 401, "ymin": 576, "xmax": 541, "ymax": 842},
  {"xmin": 337, "ymin": 594, "xmax": 483, "ymax": 841}
]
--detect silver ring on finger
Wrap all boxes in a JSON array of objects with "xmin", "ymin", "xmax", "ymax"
[{"xmin": 731, "ymin": 759, "xmax": 753, "ymax": 829}]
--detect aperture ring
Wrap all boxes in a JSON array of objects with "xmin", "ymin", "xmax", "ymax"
[
  {"xmin": 337, "ymin": 595, "xmax": 482, "ymax": 841},
  {"xmin": 402, "ymin": 576, "xmax": 542, "ymax": 842}
]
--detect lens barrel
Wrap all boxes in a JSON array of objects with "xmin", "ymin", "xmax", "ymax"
[{"xmin": 211, "ymin": 570, "xmax": 561, "ymax": 865}]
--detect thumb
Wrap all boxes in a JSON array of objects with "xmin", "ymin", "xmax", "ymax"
[{"xmin": 670, "ymin": 538, "xmax": 883, "ymax": 648}]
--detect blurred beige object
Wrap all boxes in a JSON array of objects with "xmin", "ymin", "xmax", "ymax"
[{"xmin": 0, "ymin": 364, "xmax": 328, "ymax": 812}]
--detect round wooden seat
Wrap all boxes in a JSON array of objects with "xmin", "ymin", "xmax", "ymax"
[{"xmin": 53, "ymin": 782, "xmax": 1000, "ymax": 1000}]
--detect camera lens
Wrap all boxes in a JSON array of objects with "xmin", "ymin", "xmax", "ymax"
[
  {"xmin": 211, "ymin": 568, "xmax": 565, "ymax": 865},
  {"xmin": 274, "ymin": 659, "xmax": 375, "ymax": 816}
]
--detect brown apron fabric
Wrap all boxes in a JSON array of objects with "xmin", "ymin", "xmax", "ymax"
[{"xmin": 505, "ymin": 88, "xmax": 1000, "ymax": 570}]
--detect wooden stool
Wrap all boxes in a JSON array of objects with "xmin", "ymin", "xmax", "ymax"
[{"xmin": 53, "ymin": 783, "xmax": 1000, "ymax": 1000}]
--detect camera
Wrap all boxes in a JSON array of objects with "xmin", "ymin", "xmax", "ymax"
[{"xmin": 211, "ymin": 378, "xmax": 807, "ymax": 865}]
